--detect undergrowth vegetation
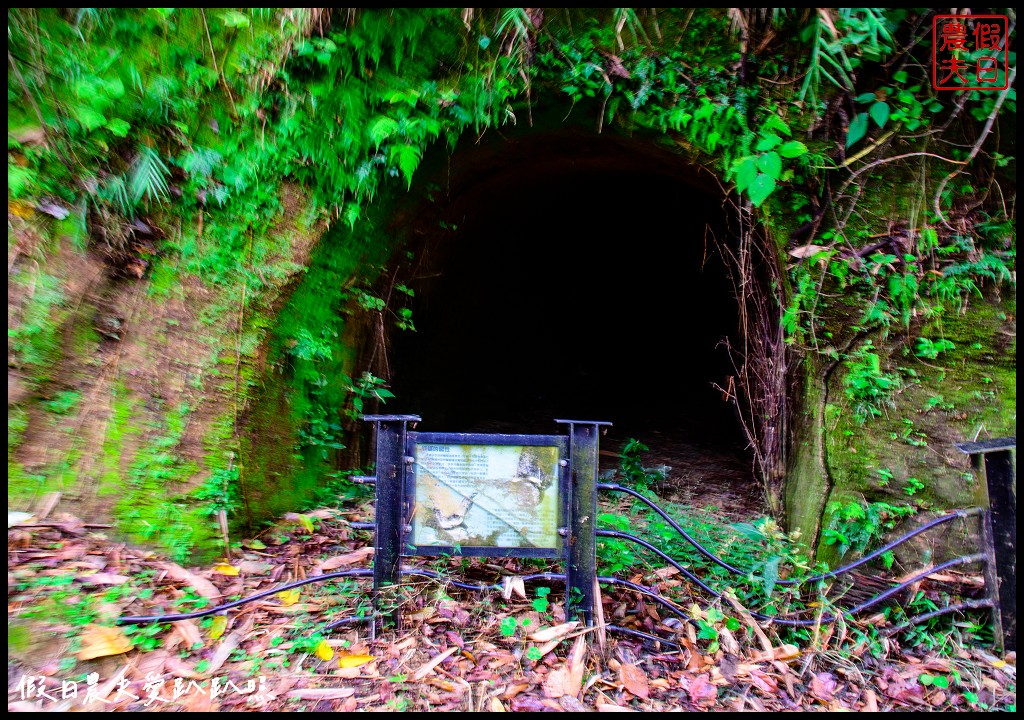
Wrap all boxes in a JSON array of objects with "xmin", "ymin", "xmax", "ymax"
[{"xmin": 598, "ymin": 441, "xmax": 994, "ymax": 657}]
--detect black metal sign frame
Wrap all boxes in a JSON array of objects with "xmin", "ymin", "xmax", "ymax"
[
  {"xmin": 363, "ymin": 415, "xmax": 609, "ymax": 630},
  {"xmin": 404, "ymin": 432, "xmax": 570, "ymax": 559}
]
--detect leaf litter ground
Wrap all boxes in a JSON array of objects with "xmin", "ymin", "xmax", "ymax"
[{"xmin": 8, "ymin": 503, "xmax": 1016, "ymax": 712}]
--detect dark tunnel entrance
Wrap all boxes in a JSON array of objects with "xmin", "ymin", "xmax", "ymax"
[{"xmin": 387, "ymin": 131, "xmax": 764, "ymax": 517}]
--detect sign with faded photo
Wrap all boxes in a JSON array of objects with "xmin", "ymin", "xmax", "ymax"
[{"xmin": 410, "ymin": 441, "xmax": 562, "ymax": 551}]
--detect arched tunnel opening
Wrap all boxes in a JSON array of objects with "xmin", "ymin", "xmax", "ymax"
[{"xmin": 385, "ymin": 129, "xmax": 766, "ymax": 517}]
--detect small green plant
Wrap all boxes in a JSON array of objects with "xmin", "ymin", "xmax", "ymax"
[
  {"xmin": 904, "ymin": 477, "xmax": 925, "ymax": 496},
  {"xmin": 822, "ymin": 499, "xmax": 917, "ymax": 558},
  {"xmin": 499, "ymin": 616, "xmax": 518, "ymax": 637},
  {"xmin": 42, "ymin": 390, "xmax": 82, "ymax": 415},
  {"xmin": 123, "ymin": 622, "xmax": 170, "ymax": 652},
  {"xmin": 531, "ymin": 586, "xmax": 552, "ymax": 613},
  {"xmin": 843, "ymin": 342, "xmax": 900, "ymax": 423},
  {"xmin": 875, "ymin": 467, "xmax": 894, "ymax": 487},
  {"xmin": 915, "ymin": 337, "xmax": 955, "ymax": 360},
  {"xmin": 617, "ymin": 438, "xmax": 666, "ymax": 493}
]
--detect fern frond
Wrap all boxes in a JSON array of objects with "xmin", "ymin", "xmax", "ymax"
[{"xmin": 130, "ymin": 145, "xmax": 171, "ymax": 207}]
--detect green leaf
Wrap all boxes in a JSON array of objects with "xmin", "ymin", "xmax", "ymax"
[
  {"xmin": 697, "ymin": 621, "xmax": 718, "ymax": 641},
  {"xmin": 762, "ymin": 114, "xmax": 792, "ymax": 136},
  {"xmin": 855, "ymin": 92, "xmax": 876, "ymax": 103},
  {"xmin": 105, "ymin": 118, "xmax": 131, "ymax": 138},
  {"xmin": 747, "ymin": 173, "xmax": 776, "ymax": 207},
  {"xmin": 893, "ymin": 70, "xmax": 908, "ymax": 83},
  {"xmin": 762, "ymin": 556, "xmax": 780, "ymax": 597},
  {"xmin": 220, "ymin": 10, "xmax": 250, "ymax": 28},
  {"xmin": 389, "ymin": 144, "xmax": 421, "ymax": 189},
  {"xmin": 368, "ymin": 117, "xmax": 399, "ymax": 149},
  {"xmin": 778, "ymin": 140, "xmax": 808, "ymax": 159},
  {"xmin": 75, "ymin": 105, "xmax": 107, "ymax": 132},
  {"xmin": 733, "ymin": 157, "xmax": 759, "ymax": 193},
  {"xmin": 757, "ymin": 152, "xmax": 782, "ymax": 179},
  {"xmin": 846, "ymin": 112, "xmax": 869, "ymax": 148},
  {"xmin": 755, "ymin": 133, "xmax": 781, "ymax": 152},
  {"xmin": 869, "ymin": 101, "xmax": 890, "ymax": 128}
]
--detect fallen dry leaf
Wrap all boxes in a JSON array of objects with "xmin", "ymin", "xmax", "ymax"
[
  {"xmin": 277, "ymin": 588, "xmax": 301, "ymax": 606},
  {"xmin": 208, "ymin": 615, "xmax": 228, "ymax": 640},
  {"xmin": 205, "ymin": 630, "xmax": 242, "ymax": 676},
  {"xmin": 156, "ymin": 562, "xmax": 221, "ymax": 600},
  {"xmin": 619, "ymin": 663, "xmax": 650, "ymax": 700},
  {"xmin": 338, "ymin": 652, "xmax": 375, "ymax": 669},
  {"xmin": 789, "ymin": 243, "xmax": 829, "ymax": 259},
  {"xmin": 502, "ymin": 575, "xmax": 527, "ymax": 600},
  {"xmin": 79, "ymin": 572, "xmax": 131, "ymax": 585},
  {"xmin": 287, "ymin": 688, "xmax": 355, "ymax": 700},
  {"xmin": 77, "ymin": 624, "xmax": 133, "ymax": 660},
  {"xmin": 213, "ymin": 562, "xmax": 240, "ymax": 576},
  {"xmin": 688, "ymin": 673, "xmax": 717, "ymax": 705},
  {"xmin": 315, "ymin": 639, "xmax": 335, "ymax": 661},
  {"xmin": 810, "ymin": 672, "xmax": 837, "ymax": 702},
  {"xmin": 527, "ymin": 621, "xmax": 579, "ymax": 643},
  {"xmin": 862, "ymin": 688, "xmax": 879, "ymax": 712},
  {"xmin": 172, "ymin": 619, "xmax": 202, "ymax": 647},
  {"xmin": 490, "ymin": 697, "xmax": 507, "ymax": 712},
  {"xmin": 566, "ymin": 635, "xmax": 587, "ymax": 698},
  {"xmin": 410, "ymin": 646, "xmax": 458, "ymax": 681},
  {"xmin": 319, "ymin": 546, "xmax": 374, "ymax": 570},
  {"xmin": 543, "ymin": 666, "xmax": 571, "ymax": 699}
]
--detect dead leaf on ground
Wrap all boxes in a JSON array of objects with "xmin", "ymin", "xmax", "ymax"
[
  {"xmin": 213, "ymin": 562, "xmax": 240, "ymax": 576},
  {"xmin": 315, "ymin": 639, "xmax": 334, "ymax": 661},
  {"xmin": 810, "ymin": 672, "xmax": 837, "ymax": 702},
  {"xmin": 277, "ymin": 588, "xmax": 301, "ymax": 606},
  {"xmin": 502, "ymin": 575, "xmax": 526, "ymax": 600},
  {"xmin": 688, "ymin": 673, "xmax": 717, "ymax": 705},
  {"xmin": 319, "ymin": 546, "xmax": 374, "ymax": 570},
  {"xmin": 543, "ymin": 666, "xmax": 572, "ymax": 699},
  {"xmin": 527, "ymin": 621, "xmax": 579, "ymax": 643},
  {"xmin": 77, "ymin": 624, "xmax": 133, "ymax": 660},
  {"xmin": 619, "ymin": 663, "xmax": 650, "ymax": 699},
  {"xmin": 410, "ymin": 646, "xmax": 458, "ymax": 682},
  {"xmin": 789, "ymin": 243, "xmax": 828, "ymax": 259},
  {"xmin": 79, "ymin": 572, "xmax": 131, "ymax": 586},
  {"xmin": 208, "ymin": 615, "xmax": 228, "ymax": 639},
  {"xmin": 338, "ymin": 652, "xmax": 375, "ymax": 669},
  {"xmin": 157, "ymin": 562, "xmax": 221, "ymax": 600},
  {"xmin": 205, "ymin": 630, "xmax": 242, "ymax": 676},
  {"xmin": 287, "ymin": 688, "xmax": 355, "ymax": 700},
  {"xmin": 172, "ymin": 619, "xmax": 202, "ymax": 647}
]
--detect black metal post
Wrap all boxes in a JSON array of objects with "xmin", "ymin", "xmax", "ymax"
[
  {"xmin": 557, "ymin": 419, "xmax": 611, "ymax": 626},
  {"xmin": 956, "ymin": 437, "xmax": 1016, "ymax": 653},
  {"xmin": 365, "ymin": 414, "xmax": 420, "ymax": 631}
]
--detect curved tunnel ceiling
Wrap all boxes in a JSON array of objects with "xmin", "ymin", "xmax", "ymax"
[{"xmin": 387, "ymin": 126, "xmax": 745, "ymax": 449}]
